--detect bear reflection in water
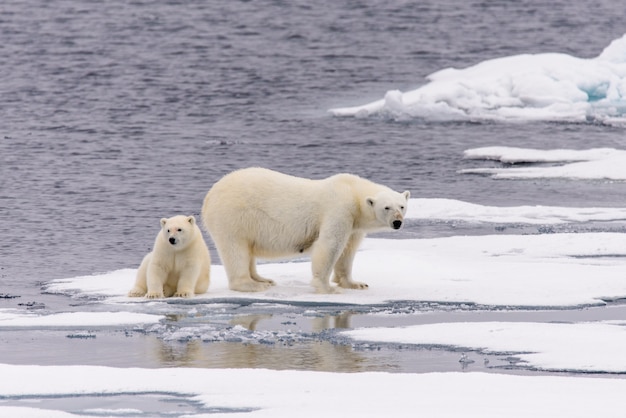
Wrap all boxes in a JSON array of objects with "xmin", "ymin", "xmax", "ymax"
[{"xmin": 152, "ymin": 312, "xmax": 372, "ymax": 372}]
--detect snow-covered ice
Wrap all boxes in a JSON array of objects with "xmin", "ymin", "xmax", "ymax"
[
  {"xmin": 462, "ymin": 146, "xmax": 626, "ymax": 180},
  {"xmin": 409, "ymin": 197, "xmax": 626, "ymax": 224},
  {"xmin": 43, "ymin": 232, "xmax": 626, "ymax": 308},
  {"xmin": 2, "ymin": 364, "xmax": 626, "ymax": 418},
  {"xmin": 0, "ymin": 310, "xmax": 160, "ymax": 328},
  {"xmin": 43, "ymin": 199, "xmax": 626, "ymax": 307},
  {"xmin": 345, "ymin": 321, "xmax": 626, "ymax": 373},
  {"xmin": 330, "ymin": 34, "xmax": 626, "ymax": 123}
]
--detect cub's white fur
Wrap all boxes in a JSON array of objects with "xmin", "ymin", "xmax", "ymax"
[{"xmin": 129, "ymin": 215, "xmax": 210, "ymax": 298}]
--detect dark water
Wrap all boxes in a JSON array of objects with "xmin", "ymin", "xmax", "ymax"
[
  {"xmin": 2, "ymin": 0, "xmax": 625, "ymax": 285},
  {"xmin": 1, "ymin": 0, "xmax": 626, "ymax": 383}
]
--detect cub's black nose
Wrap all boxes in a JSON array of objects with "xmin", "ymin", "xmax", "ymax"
[
  {"xmin": 392, "ymin": 220, "xmax": 402, "ymax": 229},
  {"xmin": 169, "ymin": 237, "xmax": 177, "ymax": 245}
]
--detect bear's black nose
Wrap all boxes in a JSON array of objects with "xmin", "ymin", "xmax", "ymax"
[
  {"xmin": 169, "ymin": 237, "xmax": 177, "ymax": 245},
  {"xmin": 392, "ymin": 220, "xmax": 402, "ymax": 229}
]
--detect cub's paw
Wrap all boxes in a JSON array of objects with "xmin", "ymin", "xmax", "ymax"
[
  {"xmin": 127, "ymin": 288, "xmax": 146, "ymax": 297},
  {"xmin": 146, "ymin": 292, "xmax": 165, "ymax": 299}
]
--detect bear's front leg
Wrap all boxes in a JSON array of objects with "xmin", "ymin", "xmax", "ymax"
[
  {"xmin": 332, "ymin": 231, "xmax": 368, "ymax": 289},
  {"xmin": 310, "ymin": 223, "xmax": 351, "ymax": 294},
  {"xmin": 146, "ymin": 263, "xmax": 167, "ymax": 298},
  {"xmin": 174, "ymin": 265, "xmax": 200, "ymax": 298}
]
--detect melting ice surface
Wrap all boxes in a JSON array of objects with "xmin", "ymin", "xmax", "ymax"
[{"xmin": 330, "ymin": 34, "xmax": 626, "ymax": 123}]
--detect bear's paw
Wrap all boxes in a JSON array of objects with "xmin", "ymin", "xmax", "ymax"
[
  {"xmin": 230, "ymin": 280, "xmax": 273, "ymax": 292},
  {"xmin": 174, "ymin": 290, "xmax": 194, "ymax": 298},
  {"xmin": 127, "ymin": 288, "xmax": 147, "ymax": 298}
]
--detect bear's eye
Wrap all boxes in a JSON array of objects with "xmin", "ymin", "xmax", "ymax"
[
  {"xmin": 400, "ymin": 206, "xmax": 405, "ymax": 210},
  {"xmin": 177, "ymin": 228, "xmax": 182, "ymax": 232},
  {"xmin": 166, "ymin": 229, "xmax": 170, "ymax": 233},
  {"xmin": 384, "ymin": 206, "xmax": 390, "ymax": 211}
]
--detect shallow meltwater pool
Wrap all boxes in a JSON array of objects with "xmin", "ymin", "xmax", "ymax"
[{"xmin": 2, "ymin": 299, "xmax": 625, "ymax": 376}]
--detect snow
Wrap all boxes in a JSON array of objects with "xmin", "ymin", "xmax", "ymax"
[
  {"xmin": 409, "ymin": 197, "xmax": 626, "ymax": 224},
  {"xmin": 0, "ymin": 310, "xmax": 160, "ymax": 328},
  {"xmin": 2, "ymin": 364, "xmax": 626, "ymax": 418},
  {"xmin": 462, "ymin": 146, "xmax": 626, "ymax": 180},
  {"xmin": 329, "ymin": 34, "xmax": 626, "ymax": 123},
  {"xmin": 345, "ymin": 321, "xmax": 626, "ymax": 373}
]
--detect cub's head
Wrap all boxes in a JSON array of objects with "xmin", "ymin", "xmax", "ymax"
[
  {"xmin": 366, "ymin": 190, "xmax": 410, "ymax": 230},
  {"xmin": 160, "ymin": 215, "xmax": 197, "ymax": 249}
]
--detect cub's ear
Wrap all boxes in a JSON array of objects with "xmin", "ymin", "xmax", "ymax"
[
  {"xmin": 366, "ymin": 197, "xmax": 375, "ymax": 207},
  {"xmin": 402, "ymin": 190, "xmax": 410, "ymax": 200},
  {"xmin": 187, "ymin": 216, "xmax": 196, "ymax": 225},
  {"xmin": 160, "ymin": 218, "xmax": 168, "ymax": 227}
]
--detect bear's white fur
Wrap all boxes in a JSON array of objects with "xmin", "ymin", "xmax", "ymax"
[
  {"xmin": 201, "ymin": 168, "xmax": 410, "ymax": 293},
  {"xmin": 128, "ymin": 215, "xmax": 211, "ymax": 298}
]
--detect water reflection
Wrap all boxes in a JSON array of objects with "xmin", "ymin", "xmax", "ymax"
[{"xmin": 150, "ymin": 312, "xmax": 388, "ymax": 372}]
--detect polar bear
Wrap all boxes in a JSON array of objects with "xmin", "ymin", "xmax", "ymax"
[
  {"xmin": 128, "ymin": 215, "xmax": 211, "ymax": 298},
  {"xmin": 201, "ymin": 168, "xmax": 410, "ymax": 293}
]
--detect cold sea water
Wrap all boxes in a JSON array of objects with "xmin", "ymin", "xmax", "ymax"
[{"xmin": 2, "ymin": 0, "xmax": 626, "ymax": 376}]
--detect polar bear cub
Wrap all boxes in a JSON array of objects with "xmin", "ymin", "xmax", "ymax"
[
  {"xmin": 201, "ymin": 167, "xmax": 410, "ymax": 293},
  {"xmin": 128, "ymin": 215, "xmax": 210, "ymax": 298}
]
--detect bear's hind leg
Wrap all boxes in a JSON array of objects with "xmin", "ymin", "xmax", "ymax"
[
  {"xmin": 128, "ymin": 253, "xmax": 150, "ymax": 297},
  {"xmin": 194, "ymin": 262, "xmax": 210, "ymax": 295},
  {"xmin": 250, "ymin": 257, "xmax": 276, "ymax": 286},
  {"xmin": 219, "ymin": 242, "xmax": 272, "ymax": 292}
]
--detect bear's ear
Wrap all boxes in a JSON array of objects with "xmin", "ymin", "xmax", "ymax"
[
  {"xmin": 366, "ymin": 197, "xmax": 375, "ymax": 207},
  {"xmin": 402, "ymin": 190, "xmax": 410, "ymax": 200},
  {"xmin": 160, "ymin": 218, "xmax": 168, "ymax": 227},
  {"xmin": 187, "ymin": 216, "xmax": 196, "ymax": 225}
]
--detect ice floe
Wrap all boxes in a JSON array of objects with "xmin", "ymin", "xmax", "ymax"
[
  {"xmin": 2, "ymin": 364, "xmax": 626, "ymax": 418},
  {"xmin": 345, "ymin": 321, "xmax": 626, "ymax": 373},
  {"xmin": 462, "ymin": 146, "xmax": 626, "ymax": 180},
  {"xmin": 0, "ymin": 310, "xmax": 160, "ymax": 328},
  {"xmin": 409, "ymin": 197, "xmax": 626, "ymax": 224},
  {"xmin": 330, "ymin": 34, "xmax": 626, "ymax": 123},
  {"xmin": 44, "ymin": 231, "xmax": 626, "ymax": 308}
]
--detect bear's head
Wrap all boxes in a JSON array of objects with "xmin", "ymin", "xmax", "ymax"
[
  {"xmin": 160, "ymin": 215, "xmax": 197, "ymax": 249},
  {"xmin": 366, "ymin": 190, "xmax": 410, "ymax": 230}
]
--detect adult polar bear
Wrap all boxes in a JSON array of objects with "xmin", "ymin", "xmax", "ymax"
[{"xmin": 202, "ymin": 167, "xmax": 410, "ymax": 293}]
